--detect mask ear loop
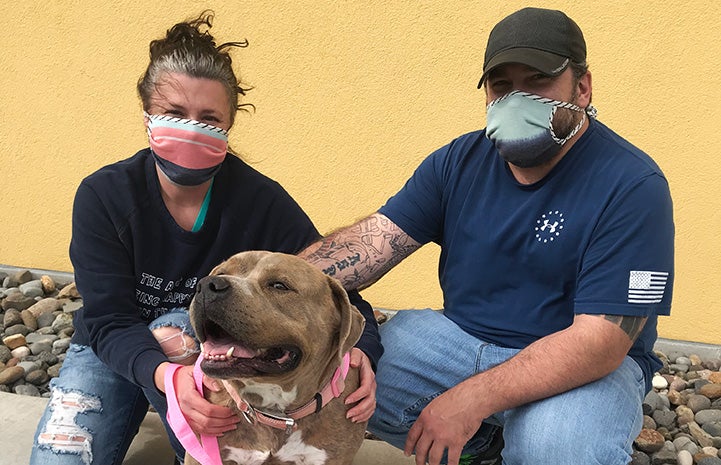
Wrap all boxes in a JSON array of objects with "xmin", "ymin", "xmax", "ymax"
[
  {"xmin": 550, "ymin": 98, "xmax": 598, "ymax": 144},
  {"xmin": 549, "ymin": 107, "xmax": 586, "ymax": 146},
  {"xmin": 549, "ymin": 103, "xmax": 598, "ymax": 145},
  {"xmin": 585, "ymin": 104, "xmax": 598, "ymax": 119}
]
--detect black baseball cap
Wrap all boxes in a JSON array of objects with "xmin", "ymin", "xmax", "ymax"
[{"xmin": 477, "ymin": 7, "xmax": 586, "ymax": 88}]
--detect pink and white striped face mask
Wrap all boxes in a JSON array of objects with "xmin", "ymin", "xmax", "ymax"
[{"xmin": 145, "ymin": 112, "xmax": 229, "ymax": 186}]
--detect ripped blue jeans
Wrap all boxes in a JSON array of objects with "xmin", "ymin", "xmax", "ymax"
[{"xmin": 29, "ymin": 309, "xmax": 197, "ymax": 465}]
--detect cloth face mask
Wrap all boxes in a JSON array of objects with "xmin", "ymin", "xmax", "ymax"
[
  {"xmin": 145, "ymin": 112, "xmax": 229, "ymax": 186},
  {"xmin": 485, "ymin": 90, "xmax": 591, "ymax": 168}
]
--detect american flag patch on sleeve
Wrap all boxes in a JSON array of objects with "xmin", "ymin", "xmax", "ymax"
[{"xmin": 628, "ymin": 270, "xmax": 669, "ymax": 304}]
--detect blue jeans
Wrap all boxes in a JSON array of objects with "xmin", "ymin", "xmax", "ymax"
[
  {"xmin": 368, "ymin": 309, "xmax": 646, "ymax": 465},
  {"xmin": 30, "ymin": 310, "xmax": 196, "ymax": 465}
]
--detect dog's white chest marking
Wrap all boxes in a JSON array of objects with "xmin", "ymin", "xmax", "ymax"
[
  {"xmin": 241, "ymin": 380, "xmax": 298, "ymax": 410},
  {"xmin": 275, "ymin": 431, "xmax": 328, "ymax": 464},
  {"xmin": 223, "ymin": 446, "xmax": 270, "ymax": 465}
]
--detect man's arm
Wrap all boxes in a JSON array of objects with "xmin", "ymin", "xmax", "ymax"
[
  {"xmin": 298, "ymin": 212, "xmax": 422, "ymax": 291},
  {"xmin": 458, "ymin": 313, "xmax": 646, "ymax": 415},
  {"xmin": 406, "ymin": 313, "xmax": 647, "ymax": 465}
]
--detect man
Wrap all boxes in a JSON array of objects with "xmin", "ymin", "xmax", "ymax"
[{"xmin": 300, "ymin": 7, "xmax": 674, "ymax": 465}]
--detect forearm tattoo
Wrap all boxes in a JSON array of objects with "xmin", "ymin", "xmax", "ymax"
[
  {"xmin": 602, "ymin": 315, "xmax": 647, "ymax": 342},
  {"xmin": 301, "ymin": 214, "xmax": 421, "ymax": 290}
]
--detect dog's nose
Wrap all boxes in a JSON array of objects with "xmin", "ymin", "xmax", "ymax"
[{"xmin": 197, "ymin": 275, "xmax": 231, "ymax": 294}]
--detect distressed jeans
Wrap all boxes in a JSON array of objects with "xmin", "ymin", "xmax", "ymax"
[
  {"xmin": 368, "ymin": 309, "xmax": 646, "ymax": 465},
  {"xmin": 30, "ymin": 309, "xmax": 195, "ymax": 465}
]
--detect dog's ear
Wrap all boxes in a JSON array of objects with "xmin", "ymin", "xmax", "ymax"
[{"xmin": 327, "ymin": 276, "xmax": 365, "ymax": 361}]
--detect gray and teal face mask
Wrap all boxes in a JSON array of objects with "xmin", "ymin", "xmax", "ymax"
[{"xmin": 486, "ymin": 90, "xmax": 596, "ymax": 168}]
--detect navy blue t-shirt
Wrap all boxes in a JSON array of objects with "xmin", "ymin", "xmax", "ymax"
[
  {"xmin": 70, "ymin": 149, "xmax": 382, "ymax": 391},
  {"xmin": 379, "ymin": 120, "xmax": 674, "ymax": 391}
]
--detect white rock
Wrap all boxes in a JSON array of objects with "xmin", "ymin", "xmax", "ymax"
[
  {"xmin": 652, "ymin": 374, "xmax": 669, "ymax": 390},
  {"xmin": 11, "ymin": 346, "xmax": 31, "ymax": 359},
  {"xmin": 676, "ymin": 449, "xmax": 693, "ymax": 465}
]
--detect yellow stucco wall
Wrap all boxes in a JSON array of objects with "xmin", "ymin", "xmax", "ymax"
[{"xmin": 2, "ymin": 1, "xmax": 719, "ymax": 344}]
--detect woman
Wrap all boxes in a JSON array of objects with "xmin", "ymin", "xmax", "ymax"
[{"xmin": 30, "ymin": 12, "xmax": 381, "ymax": 465}]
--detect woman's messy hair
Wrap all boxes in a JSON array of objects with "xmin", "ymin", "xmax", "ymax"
[{"xmin": 137, "ymin": 10, "xmax": 253, "ymax": 126}]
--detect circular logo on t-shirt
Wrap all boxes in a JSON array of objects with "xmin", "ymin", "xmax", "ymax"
[{"xmin": 535, "ymin": 210, "xmax": 565, "ymax": 243}]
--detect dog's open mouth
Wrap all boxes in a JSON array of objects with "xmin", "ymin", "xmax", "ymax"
[{"xmin": 198, "ymin": 319, "xmax": 301, "ymax": 378}]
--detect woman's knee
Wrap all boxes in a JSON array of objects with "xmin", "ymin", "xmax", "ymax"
[
  {"xmin": 148, "ymin": 309, "xmax": 199, "ymax": 365},
  {"xmin": 151, "ymin": 326, "xmax": 199, "ymax": 364}
]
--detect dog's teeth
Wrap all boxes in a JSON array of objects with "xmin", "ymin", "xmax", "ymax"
[
  {"xmin": 226, "ymin": 347, "xmax": 235, "ymax": 358},
  {"xmin": 200, "ymin": 343, "xmax": 205, "ymax": 354}
]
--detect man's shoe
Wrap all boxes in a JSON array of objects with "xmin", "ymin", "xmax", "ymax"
[{"xmin": 459, "ymin": 427, "xmax": 504, "ymax": 465}]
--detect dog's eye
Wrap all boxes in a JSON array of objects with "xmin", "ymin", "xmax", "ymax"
[{"xmin": 269, "ymin": 281, "xmax": 290, "ymax": 291}]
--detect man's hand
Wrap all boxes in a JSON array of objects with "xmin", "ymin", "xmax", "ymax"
[
  {"xmin": 157, "ymin": 362, "xmax": 240, "ymax": 436},
  {"xmin": 344, "ymin": 347, "xmax": 377, "ymax": 422},
  {"xmin": 404, "ymin": 386, "xmax": 484, "ymax": 465}
]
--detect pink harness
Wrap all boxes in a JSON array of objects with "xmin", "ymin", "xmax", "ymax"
[{"xmin": 164, "ymin": 353, "xmax": 351, "ymax": 465}]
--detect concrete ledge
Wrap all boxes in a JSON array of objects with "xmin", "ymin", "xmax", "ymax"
[
  {"xmin": 654, "ymin": 337, "xmax": 721, "ymax": 361},
  {"xmin": 0, "ymin": 264, "xmax": 75, "ymax": 286},
  {"xmin": 0, "ymin": 391, "xmax": 413, "ymax": 465}
]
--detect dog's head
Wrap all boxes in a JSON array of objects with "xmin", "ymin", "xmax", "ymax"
[{"xmin": 189, "ymin": 250, "xmax": 365, "ymax": 407}]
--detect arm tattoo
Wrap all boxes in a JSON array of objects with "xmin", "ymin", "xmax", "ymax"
[
  {"xmin": 601, "ymin": 315, "xmax": 647, "ymax": 342},
  {"xmin": 300, "ymin": 214, "xmax": 421, "ymax": 290}
]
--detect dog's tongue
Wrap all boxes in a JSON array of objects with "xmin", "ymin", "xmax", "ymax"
[{"xmin": 202, "ymin": 340, "xmax": 258, "ymax": 359}]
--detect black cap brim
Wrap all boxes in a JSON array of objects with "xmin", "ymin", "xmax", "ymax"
[{"xmin": 477, "ymin": 48, "xmax": 570, "ymax": 88}]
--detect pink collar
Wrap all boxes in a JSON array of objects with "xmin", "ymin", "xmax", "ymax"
[
  {"xmin": 164, "ymin": 353, "xmax": 351, "ymax": 465},
  {"xmin": 226, "ymin": 352, "xmax": 350, "ymax": 434},
  {"xmin": 165, "ymin": 360, "xmax": 222, "ymax": 465}
]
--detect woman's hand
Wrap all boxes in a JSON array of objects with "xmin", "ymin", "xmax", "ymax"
[
  {"xmin": 344, "ymin": 347, "xmax": 377, "ymax": 423},
  {"xmin": 156, "ymin": 362, "xmax": 240, "ymax": 436}
]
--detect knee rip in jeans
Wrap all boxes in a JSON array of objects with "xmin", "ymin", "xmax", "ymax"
[
  {"xmin": 152, "ymin": 325, "xmax": 199, "ymax": 364},
  {"xmin": 37, "ymin": 388, "xmax": 100, "ymax": 465}
]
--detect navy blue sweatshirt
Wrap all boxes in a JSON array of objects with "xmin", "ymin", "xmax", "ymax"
[{"xmin": 70, "ymin": 149, "xmax": 382, "ymax": 391}]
